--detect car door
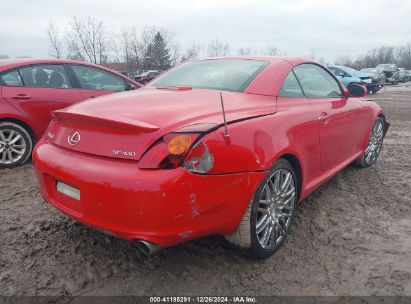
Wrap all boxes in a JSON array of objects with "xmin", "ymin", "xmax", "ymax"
[
  {"xmin": 277, "ymin": 71, "xmax": 322, "ymax": 183},
  {"xmin": 294, "ymin": 63, "xmax": 365, "ymax": 171},
  {"xmin": 68, "ymin": 64, "xmax": 130, "ymax": 100},
  {"xmin": 0, "ymin": 64, "xmax": 83, "ymax": 137}
]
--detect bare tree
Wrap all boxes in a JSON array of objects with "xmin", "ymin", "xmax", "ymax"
[
  {"xmin": 308, "ymin": 49, "xmax": 317, "ymax": 60},
  {"xmin": 182, "ymin": 42, "xmax": 202, "ymax": 61},
  {"xmin": 66, "ymin": 38, "xmax": 84, "ymax": 61},
  {"xmin": 376, "ymin": 47, "xmax": 395, "ymax": 65},
  {"xmin": 169, "ymin": 41, "xmax": 181, "ymax": 66},
  {"xmin": 128, "ymin": 27, "xmax": 141, "ymax": 66},
  {"xmin": 109, "ymin": 34, "xmax": 121, "ymax": 63},
  {"xmin": 66, "ymin": 16, "xmax": 108, "ymax": 64},
  {"xmin": 403, "ymin": 42, "xmax": 411, "ymax": 69},
  {"xmin": 47, "ymin": 21, "xmax": 63, "ymax": 58},
  {"xmin": 119, "ymin": 27, "xmax": 134, "ymax": 70},
  {"xmin": 0, "ymin": 55, "xmax": 9, "ymax": 59},
  {"xmin": 318, "ymin": 57, "xmax": 327, "ymax": 65},
  {"xmin": 262, "ymin": 44, "xmax": 280, "ymax": 56},
  {"xmin": 238, "ymin": 47, "xmax": 254, "ymax": 56},
  {"xmin": 334, "ymin": 44, "xmax": 411, "ymax": 70},
  {"xmin": 207, "ymin": 37, "xmax": 230, "ymax": 57}
]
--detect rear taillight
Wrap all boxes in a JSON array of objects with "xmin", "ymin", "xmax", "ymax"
[
  {"xmin": 183, "ymin": 141, "xmax": 214, "ymax": 174},
  {"xmin": 138, "ymin": 133, "xmax": 199, "ymax": 169},
  {"xmin": 139, "ymin": 124, "xmax": 217, "ymax": 172}
]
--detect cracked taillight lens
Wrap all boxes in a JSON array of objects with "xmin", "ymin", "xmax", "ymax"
[
  {"xmin": 183, "ymin": 141, "xmax": 214, "ymax": 174},
  {"xmin": 139, "ymin": 124, "xmax": 217, "ymax": 171}
]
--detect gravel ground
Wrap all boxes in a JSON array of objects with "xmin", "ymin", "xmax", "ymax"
[{"xmin": 0, "ymin": 84, "xmax": 410, "ymax": 296}]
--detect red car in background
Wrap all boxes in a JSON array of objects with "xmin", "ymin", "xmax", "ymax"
[
  {"xmin": 33, "ymin": 57, "xmax": 389, "ymax": 259},
  {"xmin": 0, "ymin": 59, "xmax": 141, "ymax": 168}
]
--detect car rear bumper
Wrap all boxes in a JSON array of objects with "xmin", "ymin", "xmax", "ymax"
[{"xmin": 33, "ymin": 140, "xmax": 265, "ymax": 246}]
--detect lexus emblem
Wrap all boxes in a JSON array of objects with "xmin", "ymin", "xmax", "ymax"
[{"xmin": 68, "ymin": 131, "xmax": 81, "ymax": 146}]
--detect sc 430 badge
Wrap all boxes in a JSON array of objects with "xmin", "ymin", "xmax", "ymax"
[{"xmin": 113, "ymin": 150, "xmax": 136, "ymax": 157}]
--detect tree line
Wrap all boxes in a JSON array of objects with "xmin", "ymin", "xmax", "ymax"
[
  {"xmin": 44, "ymin": 16, "xmax": 288, "ymax": 72},
  {"xmin": 3, "ymin": 15, "xmax": 410, "ymax": 72},
  {"xmin": 335, "ymin": 44, "xmax": 411, "ymax": 70},
  {"xmin": 47, "ymin": 17, "xmax": 177, "ymax": 71}
]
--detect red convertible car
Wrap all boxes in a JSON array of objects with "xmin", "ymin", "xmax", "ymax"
[
  {"xmin": 33, "ymin": 57, "xmax": 389, "ymax": 259},
  {"xmin": 0, "ymin": 59, "xmax": 141, "ymax": 168}
]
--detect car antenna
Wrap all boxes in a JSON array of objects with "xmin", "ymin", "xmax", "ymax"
[{"xmin": 219, "ymin": 92, "xmax": 230, "ymax": 138}]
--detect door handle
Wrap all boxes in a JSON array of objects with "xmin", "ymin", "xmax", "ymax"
[
  {"xmin": 318, "ymin": 112, "xmax": 329, "ymax": 124},
  {"xmin": 12, "ymin": 94, "xmax": 31, "ymax": 100}
]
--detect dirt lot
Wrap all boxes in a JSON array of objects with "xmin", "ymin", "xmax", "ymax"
[{"xmin": 0, "ymin": 84, "xmax": 410, "ymax": 296}]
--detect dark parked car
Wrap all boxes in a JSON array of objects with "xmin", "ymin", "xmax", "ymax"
[
  {"xmin": 133, "ymin": 70, "xmax": 161, "ymax": 84},
  {"xmin": 360, "ymin": 68, "xmax": 386, "ymax": 93},
  {"xmin": 376, "ymin": 64, "xmax": 400, "ymax": 84},
  {"xmin": 398, "ymin": 68, "xmax": 409, "ymax": 82}
]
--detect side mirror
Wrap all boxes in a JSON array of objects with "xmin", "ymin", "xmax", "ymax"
[
  {"xmin": 347, "ymin": 83, "xmax": 367, "ymax": 97},
  {"xmin": 338, "ymin": 72, "xmax": 345, "ymax": 77}
]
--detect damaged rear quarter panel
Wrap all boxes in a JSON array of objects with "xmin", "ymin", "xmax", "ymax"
[{"xmin": 200, "ymin": 101, "xmax": 320, "ymax": 190}]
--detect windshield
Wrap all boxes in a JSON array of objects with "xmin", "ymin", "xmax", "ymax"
[
  {"xmin": 377, "ymin": 64, "xmax": 395, "ymax": 71},
  {"xmin": 149, "ymin": 59, "xmax": 270, "ymax": 92}
]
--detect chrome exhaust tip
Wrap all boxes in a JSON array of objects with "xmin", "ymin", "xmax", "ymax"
[{"xmin": 136, "ymin": 240, "xmax": 164, "ymax": 255}]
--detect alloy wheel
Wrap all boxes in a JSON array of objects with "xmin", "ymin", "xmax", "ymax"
[
  {"xmin": 0, "ymin": 128, "xmax": 27, "ymax": 165},
  {"xmin": 364, "ymin": 119, "xmax": 384, "ymax": 166},
  {"xmin": 255, "ymin": 168, "xmax": 296, "ymax": 250}
]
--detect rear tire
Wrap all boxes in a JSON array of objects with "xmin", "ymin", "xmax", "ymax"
[
  {"xmin": 0, "ymin": 122, "xmax": 33, "ymax": 169},
  {"xmin": 225, "ymin": 159, "xmax": 298, "ymax": 259}
]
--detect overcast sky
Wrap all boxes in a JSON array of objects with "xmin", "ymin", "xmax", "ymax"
[{"xmin": 1, "ymin": 0, "xmax": 410, "ymax": 62}]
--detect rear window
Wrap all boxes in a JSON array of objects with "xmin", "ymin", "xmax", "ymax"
[{"xmin": 149, "ymin": 59, "xmax": 269, "ymax": 92}]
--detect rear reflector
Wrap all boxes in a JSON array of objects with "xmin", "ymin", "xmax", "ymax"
[{"xmin": 56, "ymin": 181, "xmax": 80, "ymax": 201}]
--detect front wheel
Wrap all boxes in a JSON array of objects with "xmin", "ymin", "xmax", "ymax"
[
  {"xmin": 226, "ymin": 159, "xmax": 298, "ymax": 259},
  {"xmin": 0, "ymin": 122, "xmax": 33, "ymax": 169},
  {"xmin": 355, "ymin": 117, "xmax": 385, "ymax": 168}
]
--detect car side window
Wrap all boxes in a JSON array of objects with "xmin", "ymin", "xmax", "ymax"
[
  {"xmin": 18, "ymin": 65, "xmax": 72, "ymax": 89},
  {"xmin": 294, "ymin": 64, "xmax": 343, "ymax": 98},
  {"xmin": 278, "ymin": 71, "xmax": 305, "ymax": 97},
  {"xmin": 0, "ymin": 70, "xmax": 24, "ymax": 87},
  {"xmin": 71, "ymin": 65, "xmax": 126, "ymax": 92}
]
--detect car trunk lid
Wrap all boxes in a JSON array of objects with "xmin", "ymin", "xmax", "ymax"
[{"xmin": 46, "ymin": 88, "xmax": 276, "ymax": 160}]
